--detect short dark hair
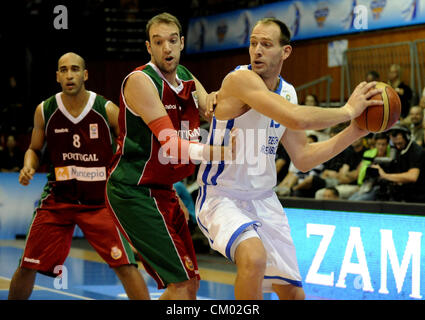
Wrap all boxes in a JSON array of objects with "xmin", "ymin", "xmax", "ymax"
[
  {"xmin": 373, "ymin": 132, "xmax": 389, "ymax": 142},
  {"xmin": 367, "ymin": 70, "xmax": 380, "ymax": 80},
  {"xmin": 389, "ymin": 124, "xmax": 410, "ymax": 140},
  {"xmin": 254, "ymin": 18, "xmax": 291, "ymax": 46},
  {"xmin": 146, "ymin": 12, "xmax": 182, "ymax": 41},
  {"xmin": 307, "ymin": 134, "xmax": 318, "ymax": 143},
  {"xmin": 325, "ymin": 187, "xmax": 339, "ymax": 197}
]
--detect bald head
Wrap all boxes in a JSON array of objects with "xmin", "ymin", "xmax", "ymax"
[
  {"xmin": 58, "ymin": 52, "xmax": 86, "ymax": 70},
  {"xmin": 56, "ymin": 52, "xmax": 88, "ymax": 96},
  {"xmin": 409, "ymin": 105, "xmax": 424, "ymax": 126},
  {"xmin": 388, "ymin": 63, "xmax": 401, "ymax": 82}
]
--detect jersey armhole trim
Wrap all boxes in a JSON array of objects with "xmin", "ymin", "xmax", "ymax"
[
  {"xmin": 40, "ymin": 101, "xmax": 45, "ymax": 123},
  {"xmin": 121, "ymin": 70, "xmax": 158, "ymax": 117}
]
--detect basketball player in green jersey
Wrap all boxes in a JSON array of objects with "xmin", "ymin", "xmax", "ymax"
[
  {"xmin": 105, "ymin": 13, "xmax": 236, "ymax": 300},
  {"xmin": 8, "ymin": 52, "xmax": 150, "ymax": 300}
]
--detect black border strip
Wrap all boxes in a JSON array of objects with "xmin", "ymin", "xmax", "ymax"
[{"xmin": 279, "ymin": 197, "xmax": 425, "ymax": 216}]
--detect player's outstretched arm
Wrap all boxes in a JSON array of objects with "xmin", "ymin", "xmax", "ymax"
[
  {"xmin": 19, "ymin": 104, "xmax": 45, "ymax": 186},
  {"xmin": 282, "ymin": 121, "xmax": 368, "ymax": 172},
  {"xmin": 220, "ymin": 70, "xmax": 382, "ymax": 131}
]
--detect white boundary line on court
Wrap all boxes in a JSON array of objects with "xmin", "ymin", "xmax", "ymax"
[{"xmin": 0, "ymin": 276, "xmax": 94, "ymax": 300}]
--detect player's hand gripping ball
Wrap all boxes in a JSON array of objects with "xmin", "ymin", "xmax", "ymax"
[{"xmin": 355, "ymin": 82, "xmax": 401, "ymax": 132}]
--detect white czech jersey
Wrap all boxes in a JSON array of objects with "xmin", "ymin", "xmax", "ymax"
[{"xmin": 197, "ymin": 65, "xmax": 298, "ymax": 192}]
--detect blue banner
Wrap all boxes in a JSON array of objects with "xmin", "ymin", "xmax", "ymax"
[
  {"xmin": 186, "ymin": 0, "xmax": 425, "ymax": 54},
  {"xmin": 286, "ymin": 207, "xmax": 425, "ymax": 300},
  {"xmin": 0, "ymin": 173, "xmax": 46, "ymax": 239},
  {"xmin": 0, "ymin": 173, "xmax": 83, "ymax": 239}
]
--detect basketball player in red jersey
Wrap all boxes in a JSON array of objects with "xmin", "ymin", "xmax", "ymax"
[
  {"xmin": 8, "ymin": 52, "xmax": 150, "ymax": 300},
  {"xmin": 105, "ymin": 13, "xmax": 236, "ymax": 300}
]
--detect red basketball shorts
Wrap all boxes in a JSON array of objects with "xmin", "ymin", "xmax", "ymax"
[{"xmin": 20, "ymin": 194, "xmax": 135, "ymax": 276}]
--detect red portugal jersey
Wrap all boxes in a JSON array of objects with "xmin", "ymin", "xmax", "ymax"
[
  {"xmin": 42, "ymin": 91, "xmax": 114, "ymax": 204},
  {"xmin": 108, "ymin": 62, "xmax": 201, "ymax": 188}
]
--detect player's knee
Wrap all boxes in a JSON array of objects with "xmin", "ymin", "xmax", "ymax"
[
  {"xmin": 274, "ymin": 284, "xmax": 305, "ymax": 300},
  {"xmin": 113, "ymin": 264, "xmax": 136, "ymax": 278},
  {"xmin": 168, "ymin": 278, "xmax": 199, "ymax": 298},
  {"xmin": 187, "ymin": 278, "xmax": 199, "ymax": 297},
  {"xmin": 237, "ymin": 250, "xmax": 266, "ymax": 277},
  {"xmin": 194, "ymin": 278, "xmax": 200, "ymax": 291},
  {"xmin": 16, "ymin": 267, "xmax": 37, "ymax": 277},
  {"xmin": 289, "ymin": 287, "xmax": 305, "ymax": 300},
  {"xmin": 296, "ymin": 288, "xmax": 306, "ymax": 300}
]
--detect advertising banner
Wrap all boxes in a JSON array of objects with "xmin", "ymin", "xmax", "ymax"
[
  {"xmin": 186, "ymin": 0, "xmax": 425, "ymax": 54},
  {"xmin": 287, "ymin": 207, "xmax": 425, "ymax": 300}
]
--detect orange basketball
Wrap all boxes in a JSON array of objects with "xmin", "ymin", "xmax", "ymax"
[{"xmin": 355, "ymin": 82, "xmax": 401, "ymax": 132}]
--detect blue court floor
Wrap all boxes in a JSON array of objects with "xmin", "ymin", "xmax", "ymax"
[{"xmin": 0, "ymin": 239, "xmax": 285, "ymax": 300}]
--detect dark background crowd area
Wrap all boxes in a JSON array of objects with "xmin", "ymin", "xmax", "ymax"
[{"xmin": 0, "ymin": 0, "xmax": 276, "ymax": 150}]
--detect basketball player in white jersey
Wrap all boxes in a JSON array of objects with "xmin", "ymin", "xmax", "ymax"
[{"xmin": 196, "ymin": 18, "xmax": 382, "ymax": 300}]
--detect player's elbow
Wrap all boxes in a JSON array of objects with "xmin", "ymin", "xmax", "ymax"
[
  {"xmin": 291, "ymin": 159, "xmax": 312, "ymax": 173},
  {"xmin": 291, "ymin": 118, "xmax": 311, "ymax": 131},
  {"xmin": 297, "ymin": 165, "xmax": 312, "ymax": 173}
]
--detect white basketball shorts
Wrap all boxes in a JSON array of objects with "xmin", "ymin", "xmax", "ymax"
[{"xmin": 195, "ymin": 185, "xmax": 302, "ymax": 291}]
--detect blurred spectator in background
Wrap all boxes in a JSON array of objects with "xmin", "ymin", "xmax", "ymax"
[
  {"xmin": 371, "ymin": 125, "xmax": 425, "ymax": 203},
  {"xmin": 0, "ymin": 133, "xmax": 24, "ymax": 172},
  {"xmin": 366, "ymin": 70, "xmax": 380, "ymax": 82},
  {"xmin": 315, "ymin": 137, "xmax": 366, "ymax": 199},
  {"xmin": 364, "ymin": 132, "xmax": 376, "ymax": 149},
  {"xmin": 3, "ymin": 75, "xmax": 27, "ymax": 133},
  {"xmin": 0, "ymin": 133, "xmax": 6, "ymax": 152},
  {"xmin": 275, "ymin": 144, "xmax": 291, "ymax": 186},
  {"xmin": 304, "ymin": 94, "xmax": 330, "ymax": 142},
  {"xmin": 5, "ymin": 75, "xmax": 23, "ymax": 108},
  {"xmin": 121, "ymin": 0, "xmax": 140, "ymax": 21},
  {"xmin": 419, "ymin": 86, "xmax": 425, "ymax": 109},
  {"xmin": 322, "ymin": 187, "xmax": 339, "ymax": 200},
  {"xmin": 275, "ymin": 135, "xmax": 323, "ymax": 197},
  {"xmin": 400, "ymin": 106, "xmax": 424, "ymax": 147},
  {"xmin": 387, "ymin": 64, "xmax": 412, "ymax": 119},
  {"xmin": 349, "ymin": 132, "xmax": 391, "ymax": 201},
  {"xmin": 304, "ymin": 93, "xmax": 319, "ymax": 106},
  {"xmin": 285, "ymin": 125, "xmax": 348, "ymax": 198}
]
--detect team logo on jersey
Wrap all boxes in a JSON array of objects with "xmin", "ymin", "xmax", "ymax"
[
  {"xmin": 23, "ymin": 257, "xmax": 40, "ymax": 264},
  {"xmin": 110, "ymin": 246, "xmax": 122, "ymax": 260},
  {"xmin": 55, "ymin": 166, "xmax": 70, "ymax": 181},
  {"xmin": 183, "ymin": 255, "xmax": 195, "ymax": 271},
  {"xmin": 89, "ymin": 123, "xmax": 98, "ymax": 139},
  {"xmin": 55, "ymin": 166, "xmax": 106, "ymax": 181},
  {"xmin": 192, "ymin": 91, "xmax": 199, "ymax": 109},
  {"xmin": 54, "ymin": 128, "xmax": 69, "ymax": 133},
  {"xmin": 165, "ymin": 104, "xmax": 177, "ymax": 110}
]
